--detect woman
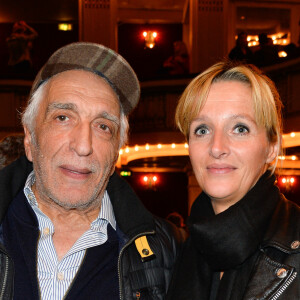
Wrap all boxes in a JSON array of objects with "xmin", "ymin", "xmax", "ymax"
[{"xmin": 166, "ymin": 61, "xmax": 300, "ymax": 299}]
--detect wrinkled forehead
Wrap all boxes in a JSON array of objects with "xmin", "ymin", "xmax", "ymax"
[{"xmin": 36, "ymin": 70, "xmax": 121, "ymax": 116}]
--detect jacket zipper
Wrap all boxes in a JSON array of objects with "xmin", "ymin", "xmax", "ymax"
[
  {"xmin": 270, "ymin": 271, "xmax": 298, "ymax": 300},
  {"xmin": 0, "ymin": 256, "xmax": 9, "ymax": 300},
  {"xmin": 118, "ymin": 231, "xmax": 155, "ymax": 300}
]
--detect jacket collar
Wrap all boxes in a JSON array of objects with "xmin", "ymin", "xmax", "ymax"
[
  {"xmin": 262, "ymin": 194, "xmax": 300, "ymax": 254},
  {"xmin": 0, "ymin": 156, "xmax": 155, "ymax": 238},
  {"xmin": 107, "ymin": 172, "xmax": 155, "ymax": 238}
]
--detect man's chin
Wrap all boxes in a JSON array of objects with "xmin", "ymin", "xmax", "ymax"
[{"xmin": 50, "ymin": 194, "xmax": 100, "ymax": 211}]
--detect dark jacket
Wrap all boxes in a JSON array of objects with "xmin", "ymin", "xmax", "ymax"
[
  {"xmin": 167, "ymin": 172, "xmax": 300, "ymax": 300},
  {"xmin": 0, "ymin": 156, "xmax": 182, "ymax": 300}
]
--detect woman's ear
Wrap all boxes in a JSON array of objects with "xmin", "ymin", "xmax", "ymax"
[{"xmin": 266, "ymin": 141, "xmax": 278, "ymax": 164}]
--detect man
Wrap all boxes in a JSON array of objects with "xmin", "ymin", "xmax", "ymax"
[{"xmin": 0, "ymin": 42, "xmax": 181, "ymax": 300}]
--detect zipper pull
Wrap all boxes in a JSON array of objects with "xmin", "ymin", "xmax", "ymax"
[{"xmin": 136, "ymin": 291, "xmax": 141, "ymax": 299}]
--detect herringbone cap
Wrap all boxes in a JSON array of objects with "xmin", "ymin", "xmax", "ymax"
[{"xmin": 30, "ymin": 42, "xmax": 140, "ymax": 115}]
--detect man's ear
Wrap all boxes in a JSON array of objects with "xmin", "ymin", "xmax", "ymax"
[
  {"xmin": 110, "ymin": 152, "xmax": 120, "ymax": 176},
  {"xmin": 23, "ymin": 126, "xmax": 33, "ymax": 162}
]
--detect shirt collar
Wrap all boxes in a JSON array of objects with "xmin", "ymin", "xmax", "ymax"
[{"xmin": 24, "ymin": 171, "xmax": 116, "ymax": 230}]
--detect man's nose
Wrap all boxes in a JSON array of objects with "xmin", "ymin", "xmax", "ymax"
[
  {"xmin": 69, "ymin": 123, "xmax": 93, "ymax": 156},
  {"xmin": 209, "ymin": 130, "xmax": 230, "ymax": 159}
]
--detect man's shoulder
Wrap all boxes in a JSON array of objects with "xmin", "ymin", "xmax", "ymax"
[
  {"xmin": 0, "ymin": 156, "xmax": 32, "ymax": 221},
  {"xmin": 152, "ymin": 216, "xmax": 186, "ymax": 250}
]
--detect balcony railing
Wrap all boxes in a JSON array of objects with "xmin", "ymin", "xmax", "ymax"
[{"xmin": 0, "ymin": 57, "xmax": 300, "ymax": 140}]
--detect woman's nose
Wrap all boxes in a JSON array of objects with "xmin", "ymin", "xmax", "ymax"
[{"xmin": 209, "ymin": 131, "xmax": 230, "ymax": 159}]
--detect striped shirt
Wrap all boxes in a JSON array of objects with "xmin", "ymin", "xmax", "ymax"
[{"xmin": 24, "ymin": 171, "xmax": 116, "ymax": 300}]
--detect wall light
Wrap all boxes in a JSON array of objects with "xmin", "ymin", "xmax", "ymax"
[
  {"xmin": 278, "ymin": 51, "xmax": 287, "ymax": 58},
  {"xmin": 58, "ymin": 23, "xmax": 73, "ymax": 31},
  {"xmin": 141, "ymin": 174, "xmax": 159, "ymax": 189},
  {"xmin": 278, "ymin": 176, "xmax": 296, "ymax": 192},
  {"xmin": 142, "ymin": 31, "xmax": 157, "ymax": 49}
]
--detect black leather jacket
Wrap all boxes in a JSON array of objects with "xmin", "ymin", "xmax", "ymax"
[
  {"xmin": 166, "ymin": 173, "xmax": 300, "ymax": 300},
  {"xmin": 0, "ymin": 156, "xmax": 182, "ymax": 300},
  {"xmin": 249, "ymin": 196, "xmax": 299, "ymax": 299}
]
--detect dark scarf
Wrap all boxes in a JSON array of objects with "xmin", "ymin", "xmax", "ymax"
[
  {"xmin": 190, "ymin": 170, "xmax": 280, "ymax": 271},
  {"xmin": 167, "ymin": 171, "xmax": 281, "ymax": 300}
]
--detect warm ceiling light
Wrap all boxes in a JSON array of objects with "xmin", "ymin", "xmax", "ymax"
[{"xmin": 58, "ymin": 23, "xmax": 73, "ymax": 31}]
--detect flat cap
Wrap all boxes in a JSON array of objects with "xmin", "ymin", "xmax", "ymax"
[{"xmin": 30, "ymin": 42, "xmax": 140, "ymax": 115}]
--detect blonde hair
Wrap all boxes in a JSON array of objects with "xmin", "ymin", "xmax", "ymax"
[{"xmin": 175, "ymin": 61, "xmax": 283, "ymax": 171}]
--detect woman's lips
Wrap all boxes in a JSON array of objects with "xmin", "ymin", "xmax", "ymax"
[{"xmin": 207, "ymin": 164, "xmax": 236, "ymax": 174}]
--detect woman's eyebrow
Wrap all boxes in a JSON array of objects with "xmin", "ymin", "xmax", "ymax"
[
  {"xmin": 230, "ymin": 114, "xmax": 256, "ymax": 124},
  {"xmin": 191, "ymin": 114, "xmax": 256, "ymax": 123}
]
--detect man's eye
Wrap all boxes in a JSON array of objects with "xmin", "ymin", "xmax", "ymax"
[
  {"xmin": 233, "ymin": 125, "xmax": 249, "ymax": 134},
  {"xmin": 56, "ymin": 115, "xmax": 69, "ymax": 122},
  {"xmin": 99, "ymin": 124, "xmax": 110, "ymax": 132},
  {"xmin": 195, "ymin": 125, "xmax": 209, "ymax": 136}
]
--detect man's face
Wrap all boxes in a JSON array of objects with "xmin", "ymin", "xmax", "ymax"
[{"xmin": 24, "ymin": 70, "xmax": 121, "ymax": 210}]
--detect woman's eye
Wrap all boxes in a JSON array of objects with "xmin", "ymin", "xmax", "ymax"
[
  {"xmin": 56, "ymin": 115, "xmax": 69, "ymax": 122},
  {"xmin": 195, "ymin": 126, "xmax": 209, "ymax": 136},
  {"xmin": 233, "ymin": 125, "xmax": 249, "ymax": 134}
]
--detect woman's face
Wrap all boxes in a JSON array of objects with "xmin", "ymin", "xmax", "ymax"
[{"xmin": 188, "ymin": 81, "xmax": 277, "ymax": 214}]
